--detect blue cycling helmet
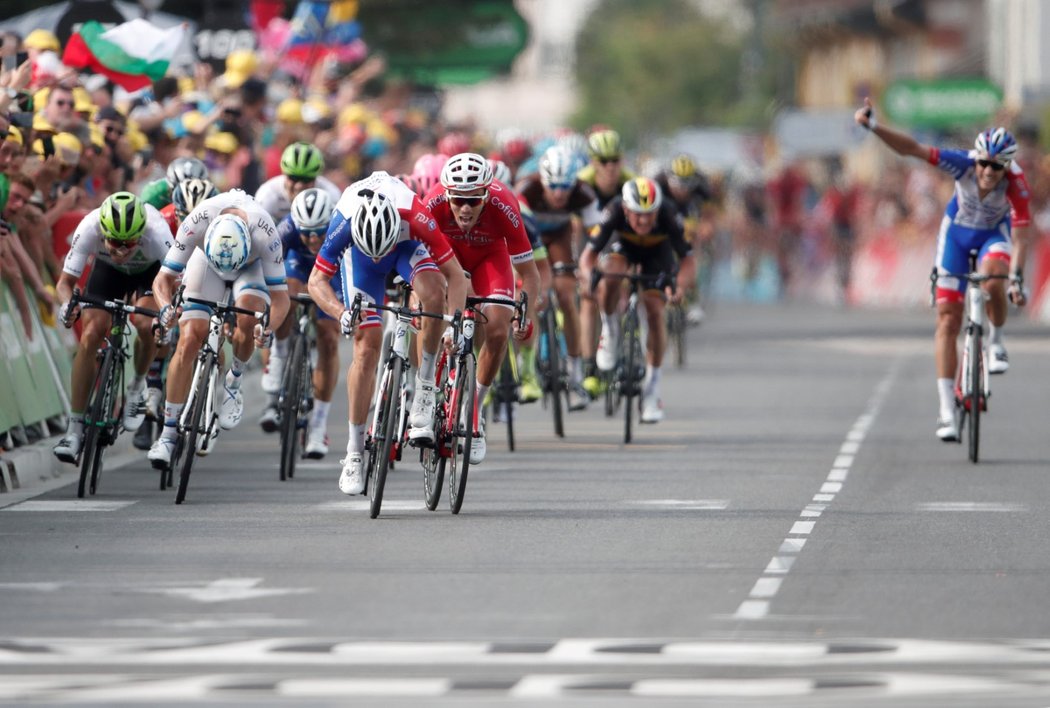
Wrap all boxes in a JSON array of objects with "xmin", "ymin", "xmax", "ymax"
[{"xmin": 974, "ymin": 127, "xmax": 1018, "ymax": 164}]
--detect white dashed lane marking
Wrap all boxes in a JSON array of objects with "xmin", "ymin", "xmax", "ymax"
[
  {"xmin": 733, "ymin": 362, "xmax": 898, "ymax": 620},
  {"xmin": 2, "ymin": 500, "xmax": 136, "ymax": 512}
]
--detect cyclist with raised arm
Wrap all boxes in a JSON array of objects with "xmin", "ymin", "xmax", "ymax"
[
  {"xmin": 307, "ymin": 172, "xmax": 467, "ymax": 496},
  {"xmin": 579, "ymin": 177, "xmax": 697, "ymax": 424},
  {"xmin": 425, "ymin": 153, "xmax": 540, "ymax": 463},
  {"xmin": 855, "ymin": 98, "xmax": 1030, "ymax": 442},
  {"xmin": 53, "ymin": 192, "xmax": 174, "ymax": 463},
  {"xmin": 257, "ymin": 188, "xmax": 341, "ymax": 458},
  {"xmin": 147, "ymin": 190, "xmax": 290, "ymax": 469},
  {"xmin": 516, "ymin": 145, "xmax": 602, "ymax": 410}
]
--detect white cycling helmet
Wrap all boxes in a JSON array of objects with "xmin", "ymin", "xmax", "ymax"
[
  {"xmin": 290, "ymin": 187, "xmax": 334, "ymax": 234},
  {"xmin": 440, "ymin": 152, "xmax": 493, "ymax": 192},
  {"xmin": 539, "ymin": 145, "xmax": 577, "ymax": 189},
  {"xmin": 351, "ymin": 190, "xmax": 401, "ymax": 258},
  {"xmin": 166, "ymin": 156, "xmax": 208, "ymax": 188},
  {"xmin": 172, "ymin": 178, "xmax": 218, "ymax": 221},
  {"xmin": 487, "ymin": 158, "xmax": 512, "ymax": 186},
  {"xmin": 204, "ymin": 213, "xmax": 252, "ymax": 274}
]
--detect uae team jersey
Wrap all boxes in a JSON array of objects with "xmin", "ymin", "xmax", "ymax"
[{"xmin": 159, "ymin": 189, "xmax": 287, "ymax": 291}]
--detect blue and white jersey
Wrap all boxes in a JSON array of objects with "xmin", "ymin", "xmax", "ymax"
[{"xmin": 927, "ymin": 147, "xmax": 1031, "ymax": 230}]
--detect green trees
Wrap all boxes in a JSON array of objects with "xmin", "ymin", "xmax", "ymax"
[{"xmin": 573, "ymin": 0, "xmax": 788, "ymax": 144}]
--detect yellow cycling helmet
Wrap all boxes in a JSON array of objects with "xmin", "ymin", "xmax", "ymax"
[
  {"xmin": 670, "ymin": 153, "xmax": 697, "ymax": 180},
  {"xmin": 621, "ymin": 177, "xmax": 663, "ymax": 214},
  {"xmin": 587, "ymin": 129, "xmax": 622, "ymax": 161}
]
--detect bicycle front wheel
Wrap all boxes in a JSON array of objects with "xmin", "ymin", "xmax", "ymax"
[
  {"xmin": 279, "ymin": 334, "xmax": 306, "ymax": 481},
  {"xmin": 543, "ymin": 307, "xmax": 565, "ymax": 438},
  {"xmin": 967, "ymin": 330, "xmax": 982, "ymax": 463},
  {"xmin": 175, "ymin": 353, "xmax": 213, "ymax": 505},
  {"xmin": 422, "ymin": 353, "xmax": 449, "ymax": 511},
  {"xmin": 78, "ymin": 348, "xmax": 115, "ymax": 498},
  {"xmin": 368, "ymin": 357, "xmax": 402, "ymax": 519},
  {"xmin": 448, "ymin": 353, "xmax": 476, "ymax": 515}
]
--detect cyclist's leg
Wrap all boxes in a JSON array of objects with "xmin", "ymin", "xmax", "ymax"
[
  {"xmin": 978, "ymin": 225, "xmax": 1012, "ymax": 372},
  {"xmin": 546, "ymin": 234, "xmax": 584, "ymax": 387},
  {"xmin": 307, "ymin": 268, "xmax": 343, "ymax": 453},
  {"xmin": 517, "ymin": 250, "xmax": 548, "ymax": 402},
  {"xmin": 400, "ymin": 243, "xmax": 446, "ymax": 441},
  {"xmin": 596, "ymin": 249, "xmax": 628, "ymax": 370},
  {"xmin": 933, "ymin": 219, "xmax": 968, "ymax": 434}
]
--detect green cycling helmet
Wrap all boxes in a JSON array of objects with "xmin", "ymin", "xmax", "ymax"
[
  {"xmin": 280, "ymin": 141, "xmax": 324, "ymax": 180},
  {"xmin": 99, "ymin": 191, "xmax": 147, "ymax": 242}
]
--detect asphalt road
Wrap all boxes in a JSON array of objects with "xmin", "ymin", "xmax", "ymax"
[{"xmin": 3, "ymin": 301, "xmax": 1050, "ymax": 707}]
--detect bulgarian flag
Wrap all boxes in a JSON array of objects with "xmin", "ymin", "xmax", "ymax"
[{"xmin": 63, "ymin": 19, "xmax": 186, "ymax": 92}]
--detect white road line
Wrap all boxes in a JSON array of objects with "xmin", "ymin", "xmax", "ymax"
[
  {"xmin": 3, "ymin": 500, "xmax": 136, "ymax": 512},
  {"xmin": 279, "ymin": 678, "xmax": 451, "ymax": 697},
  {"xmin": 916, "ymin": 502, "xmax": 1027, "ymax": 512},
  {"xmin": 733, "ymin": 362, "xmax": 898, "ymax": 621},
  {"xmin": 633, "ymin": 677, "xmax": 814, "ymax": 697},
  {"xmin": 631, "ymin": 499, "xmax": 730, "ymax": 510},
  {"xmin": 315, "ymin": 500, "xmax": 426, "ymax": 512}
]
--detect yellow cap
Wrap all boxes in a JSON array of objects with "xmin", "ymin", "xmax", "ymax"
[
  {"xmin": 205, "ymin": 131, "xmax": 239, "ymax": 154},
  {"xmin": 72, "ymin": 86, "xmax": 94, "ymax": 113},
  {"xmin": 52, "ymin": 132, "xmax": 83, "ymax": 165},
  {"xmin": 24, "ymin": 29, "xmax": 60, "ymax": 52},
  {"xmin": 177, "ymin": 76, "xmax": 195, "ymax": 95},
  {"xmin": 125, "ymin": 123, "xmax": 148, "ymax": 152},
  {"xmin": 301, "ymin": 98, "xmax": 332, "ymax": 124},
  {"xmin": 338, "ymin": 102, "xmax": 370, "ymax": 127},
  {"xmin": 32, "ymin": 113, "xmax": 55, "ymax": 134},
  {"xmin": 223, "ymin": 50, "xmax": 258, "ymax": 89},
  {"xmin": 275, "ymin": 98, "xmax": 304, "ymax": 124},
  {"xmin": 5, "ymin": 126, "xmax": 23, "ymax": 146},
  {"xmin": 180, "ymin": 110, "xmax": 207, "ymax": 134},
  {"xmin": 33, "ymin": 87, "xmax": 49, "ymax": 110},
  {"xmin": 88, "ymin": 125, "xmax": 106, "ymax": 150}
]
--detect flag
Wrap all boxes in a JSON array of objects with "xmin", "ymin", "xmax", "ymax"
[
  {"xmin": 282, "ymin": 0, "xmax": 362, "ymax": 75},
  {"xmin": 63, "ymin": 20, "xmax": 186, "ymax": 92}
]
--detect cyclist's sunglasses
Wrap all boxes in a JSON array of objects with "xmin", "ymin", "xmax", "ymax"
[
  {"xmin": 597, "ymin": 156, "xmax": 621, "ymax": 165},
  {"xmin": 543, "ymin": 181, "xmax": 574, "ymax": 192},
  {"xmin": 301, "ymin": 228, "xmax": 326, "ymax": 239},
  {"xmin": 447, "ymin": 193, "xmax": 486, "ymax": 208},
  {"xmin": 976, "ymin": 159, "xmax": 1006, "ymax": 171},
  {"xmin": 106, "ymin": 237, "xmax": 140, "ymax": 250},
  {"xmin": 288, "ymin": 176, "xmax": 315, "ymax": 184}
]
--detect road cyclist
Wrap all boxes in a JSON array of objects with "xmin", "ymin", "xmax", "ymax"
[
  {"xmin": 579, "ymin": 176, "xmax": 697, "ymax": 425},
  {"xmin": 53, "ymin": 192, "xmax": 174, "ymax": 464},
  {"xmin": 147, "ymin": 189, "xmax": 289, "ymax": 470},
  {"xmin": 424, "ymin": 152, "xmax": 540, "ymax": 464},
  {"xmin": 854, "ymin": 97, "xmax": 1030, "ymax": 442},
  {"xmin": 307, "ymin": 171, "xmax": 467, "ymax": 497}
]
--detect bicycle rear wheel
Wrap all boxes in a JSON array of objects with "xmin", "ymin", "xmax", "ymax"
[
  {"xmin": 367, "ymin": 358, "xmax": 401, "ymax": 519},
  {"xmin": 668, "ymin": 303, "xmax": 686, "ymax": 369},
  {"xmin": 448, "ymin": 354, "xmax": 476, "ymax": 515},
  {"xmin": 279, "ymin": 334, "xmax": 306, "ymax": 481},
  {"xmin": 542, "ymin": 307, "xmax": 565, "ymax": 438},
  {"xmin": 967, "ymin": 330, "xmax": 982, "ymax": 463},
  {"xmin": 78, "ymin": 349, "xmax": 114, "ymax": 498},
  {"xmin": 90, "ymin": 368, "xmax": 121, "ymax": 496},
  {"xmin": 422, "ymin": 353, "xmax": 449, "ymax": 511},
  {"xmin": 175, "ymin": 353, "xmax": 213, "ymax": 505},
  {"xmin": 622, "ymin": 309, "xmax": 640, "ymax": 444},
  {"xmin": 497, "ymin": 353, "xmax": 516, "ymax": 452}
]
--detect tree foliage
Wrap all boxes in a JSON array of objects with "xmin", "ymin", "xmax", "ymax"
[{"xmin": 573, "ymin": 0, "xmax": 777, "ymax": 146}]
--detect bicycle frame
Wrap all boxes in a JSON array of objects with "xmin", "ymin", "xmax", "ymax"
[{"xmin": 69, "ymin": 291, "xmax": 158, "ymax": 497}]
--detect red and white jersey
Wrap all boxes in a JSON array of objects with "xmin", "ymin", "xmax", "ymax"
[{"xmin": 423, "ymin": 180, "xmax": 533, "ymax": 265}]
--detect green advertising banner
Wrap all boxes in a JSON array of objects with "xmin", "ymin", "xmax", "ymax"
[
  {"xmin": 883, "ymin": 79, "xmax": 1003, "ymax": 129},
  {"xmin": 359, "ymin": 0, "xmax": 529, "ymax": 85}
]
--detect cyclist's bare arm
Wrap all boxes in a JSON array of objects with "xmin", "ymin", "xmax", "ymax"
[
  {"xmin": 438, "ymin": 256, "xmax": 468, "ymax": 315},
  {"xmin": 307, "ymin": 266, "xmax": 345, "ymax": 321},
  {"xmin": 854, "ymin": 97, "xmax": 930, "ymax": 161},
  {"xmin": 152, "ymin": 270, "xmax": 178, "ymax": 311}
]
